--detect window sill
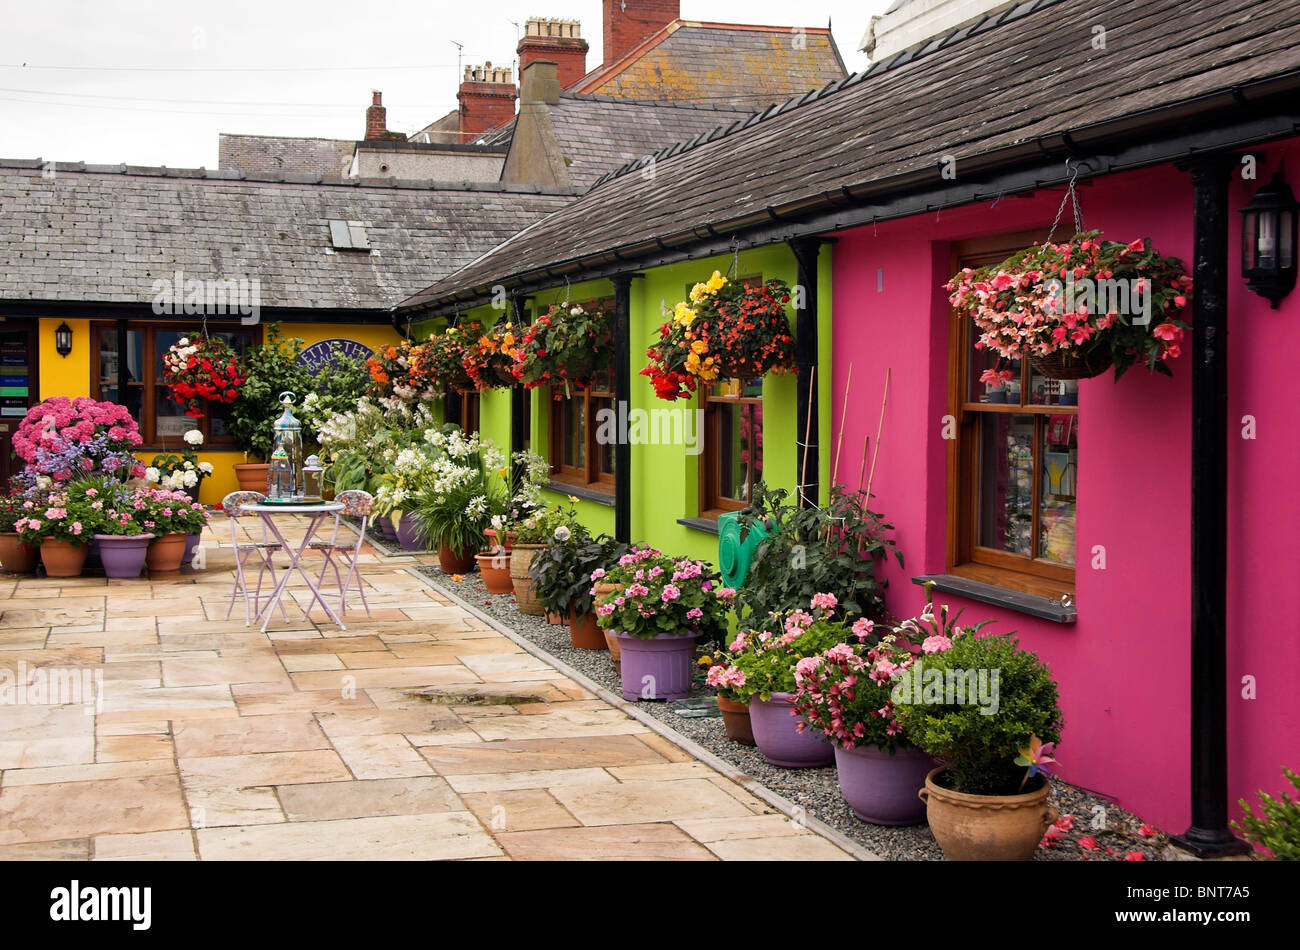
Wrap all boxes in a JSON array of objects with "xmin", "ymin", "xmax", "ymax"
[
  {"xmin": 912, "ymin": 574, "xmax": 1077, "ymax": 624},
  {"xmin": 542, "ymin": 481, "xmax": 614, "ymax": 507},
  {"xmin": 677, "ymin": 517, "xmax": 720, "ymax": 536}
]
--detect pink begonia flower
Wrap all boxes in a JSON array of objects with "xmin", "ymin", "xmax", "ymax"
[
  {"xmin": 810, "ymin": 592, "xmax": 837, "ymax": 612},
  {"xmin": 921, "ymin": 634, "xmax": 953, "ymax": 654}
]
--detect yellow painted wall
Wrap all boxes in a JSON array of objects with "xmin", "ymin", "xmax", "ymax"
[{"xmin": 34, "ymin": 317, "xmax": 400, "ymax": 507}]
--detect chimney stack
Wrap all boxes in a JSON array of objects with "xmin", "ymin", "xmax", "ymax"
[
  {"xmin": 457, "ymin": 62, "xmax": 518, "ymax": 141},
  {"xmin": 518, "ymin": 18, "xmax": 588, "ymax": 89},
  {"xmin": 602, "ymin": 0, "xmax": 679, "ymax": 67},
  {"xmin": 364, "ymin": 90, "xmax": 387, "ymax": 141}
]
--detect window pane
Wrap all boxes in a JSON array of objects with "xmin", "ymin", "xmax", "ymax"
[
  {"xmin": 976, "ymin": 413, "xmax": 1035, "ymax": 556},
  {"xmin": 1027, "ymin": 365, "xmax": 1070, "ymax": 407},
  {"xmin": 967, "ymin": 334, "xmax": 1017, "ymax": 404},
  {"xmin": 593, "ymin": 396, "xmax": 615, "ymax": 476},
  {"xmin": 1039, "ymin": 413, "xmax": 1078, "ymax": 565},
  {"xmin": 97, "ymin": 330, "xmax": 144, "ymax": 424},
  {"xmin": 716, "ymin": 401, "xmax": 762, "ymax": 502},
  {"xmin": 155, "ymin": 387, "xmax": 190, "ymax": 440},
  {"xmin": 561, "ymin": 396, "xmax": 585, "ymax": 469}
]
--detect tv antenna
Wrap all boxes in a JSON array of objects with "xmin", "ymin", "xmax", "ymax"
[{"xmin": 450, "ymin": 39, "xmax": 464, "ymax": 78}]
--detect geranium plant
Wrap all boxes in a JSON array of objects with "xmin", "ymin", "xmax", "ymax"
[
  {"xmin": 14, "ymin": 486, "xmax": 100, "ymax": 545},
  {"xmin": 592, "ymin": 546, "xmax": 732, "ymax": 644},
  {"xmin": 946, "ymin": 231, "xmax": 1193, "ymax": 380},
  {"xmin": 642, "ymin": 271, "xmax": 796, "ymax": 401},
  {"xmin": 12, "ymin": 397, "xmax": 144, "ymax": 484},
  {"xmin": 134, "ymin": 487, "xmax": 210, "ymax": 537},
  {"xmin": 161, "ymin": 335, "xmax": 247, "ymax": 417},
  {"xmin": 720, "ymin": 594, "xmax": 850, "ymax": 704},
  {"xmin": 513, "ymin": 303, "xmax": 612, "ymax": 396},
  {"xmin": 463, "ymin": 322, "xmax": 520, "ymax": 390}
]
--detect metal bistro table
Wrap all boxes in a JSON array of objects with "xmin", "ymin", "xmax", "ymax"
[{"xmin": 244, "ymin": 501, "xmax": 345, "ymax": 632}]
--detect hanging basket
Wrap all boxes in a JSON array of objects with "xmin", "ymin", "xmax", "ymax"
[{"xmin": 1028, "ymin": 349, "xmax": 1113, "ymax": 381}]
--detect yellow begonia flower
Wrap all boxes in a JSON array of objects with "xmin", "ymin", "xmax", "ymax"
[
  {"xmin": 673, "ymin": 303, "xmax": 696, "ymax": 327},
  {"xmin": 706, "ymin": 271, "xmax": 727, "ymax": 293},
  {"xmin": 685, "ymin": 352, "xmax": 701, "ymax": 374},
  {"xmin": 697, "ymin": 357, "xmax": 719, "ymax": 381},
  {"xmin": 690, "ymin": 340, "xmax": 708, "ymax": 355},
  {"xmin": 689, "ymin": 283, "xmax": 708, "ymax": 304}
]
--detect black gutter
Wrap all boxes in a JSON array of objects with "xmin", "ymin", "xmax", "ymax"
[
  {"xmin": 401, "ymin": 110, "xmax": 1300, "ymax": 317},
  {"xmin": 611, "ymin": 274, "xmax": 636, "ymax": 543},
  {"xmin": 1170, "ymin": 158, "xmax": 1252, "ymax": 858}
]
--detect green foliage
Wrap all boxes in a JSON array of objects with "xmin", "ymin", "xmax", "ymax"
[
  {"xmin": 1234, "ymin": 768, "xmax": 1300, "ymax": 860},
  {"xmin": 228, "ymin": 324, "xmax": 317, "ymax": 460},
  {"xmin": 894, "ymin": 631, "xmax": 1063, "ymax": 796},
  {"xmin": 736, "ymin": 483, "xmax": 903, "ymax": 629},
  {"xmin": 530, "ymin": 528, "xmax": 630, "ymax": 617},
  {"xmin": 511, "ymin": 503, "xmax": 574, "ymax": 545}
]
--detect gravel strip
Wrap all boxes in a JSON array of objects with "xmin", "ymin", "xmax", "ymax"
[{"xmin": 416, "ymin": 563, "xmax": 1170, "ymax": 861}]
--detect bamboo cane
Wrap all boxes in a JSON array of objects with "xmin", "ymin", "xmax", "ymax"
[
  {"xmin": 832, "ymin": 362, "xmax": 853, "ymax": 486},
  {"xmin": 864, "ymin": 368, "xmax": 892, "ymax": 506}
]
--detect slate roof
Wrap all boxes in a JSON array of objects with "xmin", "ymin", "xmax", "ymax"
[
  {"xmin": 573, "ymin": 21, "xmax": 847, "ymax": 109},
  {"xmin": 400, "ymin": 0, "xmax": 1300, "ymax": 313},
  {"xmin": 550, "ymin": 94, "xmax": 755, "ymax": 189},
  {"xmin": 0, "ymin": 161, "xmax": 578, "ymax": 312}
]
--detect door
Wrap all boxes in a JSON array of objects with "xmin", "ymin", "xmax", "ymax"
[{"xmin": 0, "ymin": 321, "xmax": 39, "ymax": 491}]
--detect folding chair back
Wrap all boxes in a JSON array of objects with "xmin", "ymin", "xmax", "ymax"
[
  {"xmin": 314, "ymin": 490, "xmax": 374, "ymax": 617},
  {"xmin": 219, "ymin": 490, "xmax": 285, "ymax": 625}
]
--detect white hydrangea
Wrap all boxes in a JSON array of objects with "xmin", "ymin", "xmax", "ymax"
[
  {"xmin": 144, "ymin": 466, "xmax": 161, "ymax": 483},
  {"xmin": 198, "ymin": 461, "xmax": 214, "ymax": 474},
  {"xmin": 183, "ymin": 429, "xmax": 204, "ymax": 446}
]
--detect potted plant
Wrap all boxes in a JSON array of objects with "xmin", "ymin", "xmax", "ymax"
[
  {"xmin": 14, "ymin": 486, "xmax": 96, "ymax": 577},
  {"xmin": 228, "ymin": 325, "xmax": 315, "ymax": 491},
  {"xmin": 0, "ymin": 489, "xmax": 40, "ymax": 574},
  {"xmin": 160, "ymin": 335, "xmax": 246, "ymax": 418},
  {"xmin": 791, "ymin": 603, "xmax": 944, "ymax": 825},
  {"xmin": 137, "ymin": 487, "xmax": 210, "ymax": 573},
  {"xmin": 946, "ymin": 231, "xmax": 1192, "ymax": 381},
  {"xmin": 735, "ymin": 483, "xmax": 902, "ymax": 630},
  {"xmin": 81, "ymin": 478, "xmax": 155, "ymax": 579},
  {"xmin": 593, "ymin": 546, "xmax": 732, "ymax": 701},
  {"xmin": 508, "ymin": 503, "xmax": 573, "ymax": 615},
  {"xmin": 462, "ymin": 321, "xmax": 521, "ymax": 391},
  {"xmin": 724, "ymin": 595, "xmax": 848, "ymax": 768},
  {"xmin": 704, "ymin": 659, "xmax": 754, "ymax": 746},
  {"xmin": 642, "ymin": 271, "xmax": 796, "ymax": 401},
  {"xmin": 475, "ymin": 546, "xmax": 514, "ymax": 594},
  {"xmin": 406, "ymin": 426, "xmax": 505, "ymax": 574},
  {"xmin": 148, "ymin": 428, "xmax": 214, "ymax": 503},
  {"xmin": 1234, "ymin": 768, "xmax": 1300, "ymax": 860},
  {"xmin": 512, "ymin": 303, "xmax": 612, "ymax": 397},
  {"xmin": 895, "ymin": 593, "xmax": 1065, "ymax": 861},
  {"xmin": 11, "ymin": 396, "xmax": 145, "ymax": 486},
  {"xmin": 532, "ymin": 528, "xmax": 630, "ymax": 649}
]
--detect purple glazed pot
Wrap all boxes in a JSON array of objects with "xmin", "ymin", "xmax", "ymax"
[
  {"xmin": 394, "ymin": 513, "xmax": 426, "ymax": 552},
  {"xmin": 613, "ymin": 631, "xmax": 697, "ymax": 701},
  {"xmin": 94, "ymin": 534, "xmax": 154, "ymax": 580},
  {"xmin": 834, "ymin": 744, "xmax": 934, "ymax": 825},
  {"xmin": 377, "ymin": 514, "xmax": 397, "ymax": 542},
  {"xmin": 749, "ymin": 693, "xmax": 834, "ymax": 768},
  {"xmin": 181, "ymin": 533, "xmax": 201, "ymax": 565}
]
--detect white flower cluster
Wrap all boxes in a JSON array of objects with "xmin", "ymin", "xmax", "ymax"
[{"xmin": 183, "ymin": 429, "xmax": 204, "ymax": 446}]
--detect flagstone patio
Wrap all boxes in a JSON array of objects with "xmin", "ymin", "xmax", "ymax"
[{"xmin": 0, "ymin": 517, "xmax": 854, "ymax": 861}]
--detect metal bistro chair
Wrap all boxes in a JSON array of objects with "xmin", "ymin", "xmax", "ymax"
[
  {"xmin": 309, "ymin": 489, "xmax": 373, "ymax": 618},
  {"xmin": 220, "ymin": 490, "xmax": 289, "ymax": 626}
]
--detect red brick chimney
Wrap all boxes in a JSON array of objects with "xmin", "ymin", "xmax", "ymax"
[
  {"xmin": 457, "ymin": 62, "xmax": 518, "ymax": 140},
  {"xmin": 364, "ymin": 90, "xmax": 387, "ymax": 141},
  {"xmin": 518, "ymin": 18, "xmax": 589, "ymax": 89},
  {"xmin": 603, "ymin": 0, "xmax": 679, "ymax": 67}
]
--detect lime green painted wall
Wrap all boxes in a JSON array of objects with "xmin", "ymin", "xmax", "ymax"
[{"xmin": 407, "ymin": 242, "xmax": 834, "ymax": 567}]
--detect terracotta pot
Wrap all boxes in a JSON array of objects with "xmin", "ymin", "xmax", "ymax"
[
  {"xmin": 568, "ymin": 611, "xmax": 607, "ymax": 650},
  {"xmin": 918, "ymin": 767, "xmax": 1058, "ymax": 861},
  {"xmin": 146, "ymin": 532, "xmax": 188, "ymax": 573},
  {"xmin": 484, "ymin": 528, "xmax": 516, "ymax": 554},
  {"xmin": 508, "ymin": 543, "xmax": 546, "ymax": 615},
  {"xmin": 475, "ymin": 552, "xmax": 514, "ymax": 594},
  {"xmin": 39, "ymin": 539, "xmax": 89, "ymax": 578},
  {"xmin": 438, "ymin": 542, "xmax": 477, "ymax": 575},
  {"xmin": 547, "ymin": 609, "xmax": 565, "ymax": 625},
  {"xmin": 233, "ymin": 462, "xmax": 270, "ymax": 493},
  {"xmin": 716, "ymin": 694, "xmax": 755, "ymax": 746},
  {"xmin": 604, "ymin": 629, "xmax": 621, "ymax": 671},
  {"xmin": 0, "ymin": 533, "xmax": 39, "ymax": 574}
]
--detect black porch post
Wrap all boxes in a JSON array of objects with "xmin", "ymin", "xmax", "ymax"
[
  {"xmin": 509, "ymin": 297, "xmax": 529, "ymax": 479},
  {"xmin": 789, "ymin": 238, "xmax": 822, "ymax": 508},
  {"xmin": 612, "ymin": 274, "xmax": 634, "ymax": 543},
  {"xmin": 1172, "ymin": 157, "xmax": 1250, "ymax": 857}
]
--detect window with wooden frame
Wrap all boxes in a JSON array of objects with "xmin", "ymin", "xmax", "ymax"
[
  {"xmin": 548, "ymin": 369, "xmax": 615, "ymax": 493},
  {"xmin": 947, "ymin": 234, "xmax": 1077, "ymax": 600},
  {"xmin": 446, "ymin": 388, "xmax": 480, "ymax": 435},
  {"xmin": 90, "ymin": 322, "xmax": 260, "ymax": 450},
  {"xmin": 700, "ymin": 375, "xmax": 764, "ymax": 517}
]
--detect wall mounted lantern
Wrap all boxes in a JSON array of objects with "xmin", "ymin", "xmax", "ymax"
[
  {"xmin": 1240, "ymin": 173, "xmax": 1298, "ymax": 308},
  {"xmin": 54, "ymin": 322, "xmax": 73, "ymax": 357}
]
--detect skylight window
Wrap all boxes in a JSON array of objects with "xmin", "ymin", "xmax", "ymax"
[{"xmin": 329, "ymin": 220, "xmax": 370, "ymax": 250}]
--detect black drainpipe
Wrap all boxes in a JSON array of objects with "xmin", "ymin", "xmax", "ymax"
[
  {"xmin": 789, "ymin": 238, "xmax": 823, "ymax": 508},
  {"xmin": 1171, "ymin": 156, "xmax": 1251, "ymax": 857},
  {"xmin": 509, "ymin": 296, "xmax": 529, "ymax": 482},
  {"xmin": 611, "ymin": 274, "xmax": 635, "ymax": 543}
]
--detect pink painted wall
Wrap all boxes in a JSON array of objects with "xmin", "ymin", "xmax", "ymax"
[{"xmin": 829, "ymin": 143, "xmax": 1300, "ymax": 835}]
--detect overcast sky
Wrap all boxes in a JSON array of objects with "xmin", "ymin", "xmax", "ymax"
[{"xmin": 0, "ymin": 0, "xmax": 892, "ymax": 168}]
